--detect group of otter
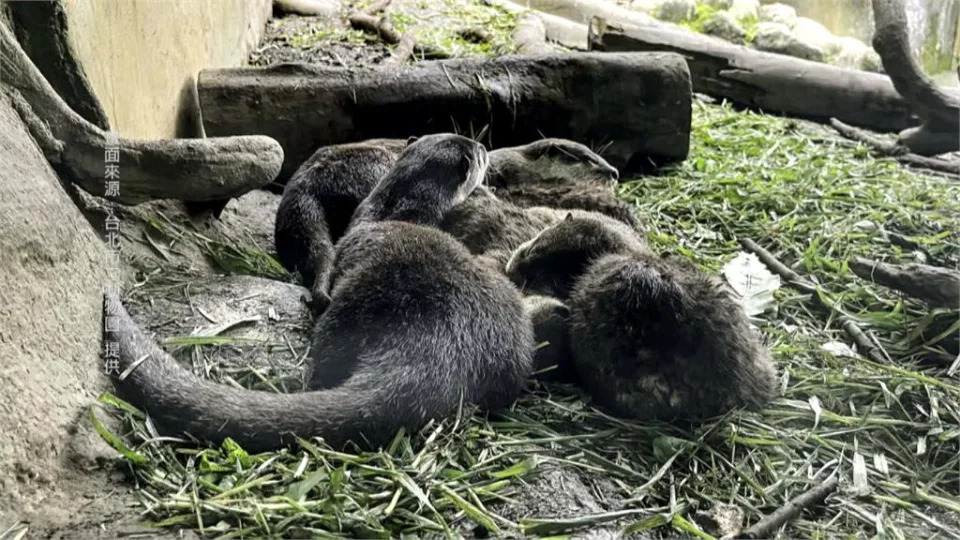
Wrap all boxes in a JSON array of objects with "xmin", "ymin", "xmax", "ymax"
[{"xmin": 105, "ymin": 133, "xmax": 778, "ymax": 452}]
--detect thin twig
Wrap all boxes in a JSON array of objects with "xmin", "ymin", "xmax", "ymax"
[
  {"xmin": 739, "ymin": 238, "xmax": 893, "ymax": 364},
  {"xmin": 738, "ymin": 477, "xmax": 839, "ymax": 538}
]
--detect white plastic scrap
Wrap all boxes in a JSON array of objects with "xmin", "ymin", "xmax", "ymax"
[{"xmin": 722, "ymin": 252, "xmax": 781, "ymax": 317}]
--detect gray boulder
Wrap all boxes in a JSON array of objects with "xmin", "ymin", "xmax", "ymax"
[
  {"xmin": 758, "ymin": 3, "xmax": 797, "ymax": 25},
  {"xmin": 752, "ymin": 22, "xmax": 824, "ymax": 62},
  {"xmin": 653, "ymin": 0, "xmax": 696, "ymax": 22},
  {"xmin": 729, "ymin": 0, "xmax": 760, "ymax": 20},
  {"xmin": 702, "ymin": 11, "xmax": 747, "ymax": 44},
  {"xmin": 790, "ymin": 16, "xmax": 841, "ymax": 56}
]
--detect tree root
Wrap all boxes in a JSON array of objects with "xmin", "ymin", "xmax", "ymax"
[
  {"xmin": 830, "ymin": 119, "xmax": 959, "ymax": 179},
  {"xmin": 0, "ymin": 20, "xmax": 282, "ymax": 205},
  {"xmin": 870, "ymin": 0, "xmax": 959, "ymax": 156}
]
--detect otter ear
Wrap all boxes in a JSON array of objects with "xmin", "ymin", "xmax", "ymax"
[
  {"xmin": 406, "ymin": 136, "xmax": 419, "ymax": 145},
  {"xmin": 564, "ymin": 212, "xmax": 574, "ymax": 222}
]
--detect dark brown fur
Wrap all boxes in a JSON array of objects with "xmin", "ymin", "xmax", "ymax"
[
  {"xmin": 274, "ymin": 139, "xmax": 406, "ymax": 311},
  {"xmin": 505, "ymin": 216, "xmax": 778, "ymax": 421},
  {"xmin": 107, "ymin": 134, "xmax": 533, "ymax": 452},
  {"xmin": 275, "ymin": 138, "xmax": 636, "ymax": 311}
]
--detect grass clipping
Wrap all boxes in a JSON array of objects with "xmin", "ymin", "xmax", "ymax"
[{"xmin": 93, "ymin": 102, "xmax": 960, "ymax": 538}]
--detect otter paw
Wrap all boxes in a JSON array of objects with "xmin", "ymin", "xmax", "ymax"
[{"xmin": 303, "ymin": 289, "xmax": 332, "ymax": 314}]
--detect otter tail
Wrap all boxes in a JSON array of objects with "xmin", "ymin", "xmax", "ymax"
[{"xmin": 104, "ymin": 293, "xmax": 380, "ymax": 452}]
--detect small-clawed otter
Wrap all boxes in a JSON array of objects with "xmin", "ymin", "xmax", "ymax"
[
  {"xmin": 107, "ymin": 133, "xmax": 534, "ymax": 452},
  {"xmin": 275, "ymin": 138, "xmax": 635, "ymax": 309},
  {"xmin": 484, "ymin": 138, "xmax": 640, "ymax": 231},
  {"xmin": 274, "ymin": 138, "xmax": 406, "ymax": 311},
  {"xmin": 504, "ymin": 215, "xmax": 778, "ymax": 421}
]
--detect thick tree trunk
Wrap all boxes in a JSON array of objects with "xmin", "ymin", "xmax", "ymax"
[
  {"xmin": 589, "ymin": 18, "xmax": 918, "ymax": 133},
  {"xmin": 0, "ymin": 90, "xmax": 108, "ymax": 520},
  {"xmin": 198, "ymin": 53, "xmax": 693, "ymax": 180},
  {"xmin": 871, "ymin": 0, "xmax": 959, "ymax": 155}
]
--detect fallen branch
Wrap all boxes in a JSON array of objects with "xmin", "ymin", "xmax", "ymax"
[
  {"xmin": 483, "ymin": 0, "xmax": 589, "ymax": 50},
  {"xmin": 590, "ymin": 18, "xmax": 918, "ymax": 134},
  {"xmin": 383, "ymin": 32, "xmax": 416, "ymax": 65},
  {"xmin": 871, "ymin": 0, "xmax": 959, "ymax": 155},
  {"xmin": 348, "ymin": 12, "xmax": 450, "ymax": 60},
  {"xmin": 738, "ymin": 477, "xmax": 839, "ymax": 539},
  {"xmin": 739, "ymin": 238, "xmax": 892, "ymax": 365},
  {"xmin": 273, "ymin": 0, "xmax": 340, "ymax": 17},
  {"xmin": 513, "ymin": 13, "xmax": 554, "ymax": 55},
  {"xmin": 0, "ymin": 19, "xmax": 282, "ymax": 204},
  {"xmin": 829, "ymin": 119, "xmax": 960, "ymax": 179},
  {"xmin": 849, "ymin": 257, "xmax": 960, "ymax": 308}
]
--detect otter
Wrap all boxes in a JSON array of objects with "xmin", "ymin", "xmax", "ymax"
[
  {"xmin": 274, "ymin": 138, "xmax": 406, "ymax": 311},
  {"xmin": 504, "ymin": 215, "xmax": 778, "ymax": 421},
  {"xmin": 107, "ymin": 133, "xmax": 534, "ymax": 452},
  {"xmin": 274, "ymin": 138, "xmax": 636, "ymax": 310},
  {"xmin": 483, "ymin": 138, "xmax": 641, "ymax": 231}
]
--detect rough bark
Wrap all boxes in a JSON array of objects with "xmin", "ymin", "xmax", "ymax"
[
  {"xmin": 7, "ymin": 0, "xmax": 110, "ymax": 130},
  {"xmin": 589, "ymin": 18, "xmax": 918, "ymax": 133},
  {"xmin": 849, "ymin": 257, "xmax": 960, "ymax": 308},
  {"xmin": 870, "ymin": 0, "xmax": 959, "ymax": 155},
  {"xmin": 0, "ymin": 21, "xmax": 283, "ymax": 205},
  {"xmin": 198, "ymin": 53, "xmax": 693, "ymax": 180}
]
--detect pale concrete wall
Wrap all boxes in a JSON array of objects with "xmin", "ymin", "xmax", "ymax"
[{"xmin": 62, "ymin": 0, "xmax": 272, "ymax": 139}]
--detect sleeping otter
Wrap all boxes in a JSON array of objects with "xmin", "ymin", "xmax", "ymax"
[
  {"xmin": 274, "ymin": 138, "xmax": 636, "ymax": 309},
  {"xmin": 107, "ymin": 133, "xmax": 534, "ymax": 452},
  {"xmin": 504, "ymin": 214, "xmax": 778, "ymax": 421}
]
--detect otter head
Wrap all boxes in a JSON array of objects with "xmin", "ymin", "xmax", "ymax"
[
  {"xmin": 505, "ymin": 214, "xmax": 635, "ymax": 299},
  {"xmin": 488, "ymin": 139, "xmax": 619, "ymax": 189},
  {"xmin": 401, "ymin": 133, "xmax": 489, "ymax": 206},
  {"xmin": 353, "ymin": 133, "xmax": 489, "ymax": 227}
]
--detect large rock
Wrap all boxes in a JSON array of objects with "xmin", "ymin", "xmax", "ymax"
[
  {"xmin": 653, "ymin": 0, "xmax": 696, "ymax": 22},
  {"xmin": 790, "ymin": 16, "xmax": 841, "ymax": 56},
  {"xmin": 729, "ymin": 0, "xmax": 760, "ymax": 20},
  {"xmin": 758, "ymin": 2, "xmax": 796, "ymax": 25},
  {"xmin": 752, "ymin": 21, "xmax": 824, "ymax": 62},
  {"xmin": 701, "ymin": 10, "xmax": 746, "ymax": 44},
  {"xmin": 833, "ymin": 36, "xmax": 883, "ymax": 73}
]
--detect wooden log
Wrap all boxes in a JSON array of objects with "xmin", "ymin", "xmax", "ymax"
[
  {"xmin": 483, "ymin": 0, "xmax": 589, "ymax": 50},
  {"xmin": 589, "ymin": 18, "xmax": 919, "ymax": 133},
  {"xmin": 513, "ymin": 13, "xmax": 554, "ymax": 55},
  {"xmin": 198, "ymin": 53, "xmax": 692, "ymax": 181}
]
